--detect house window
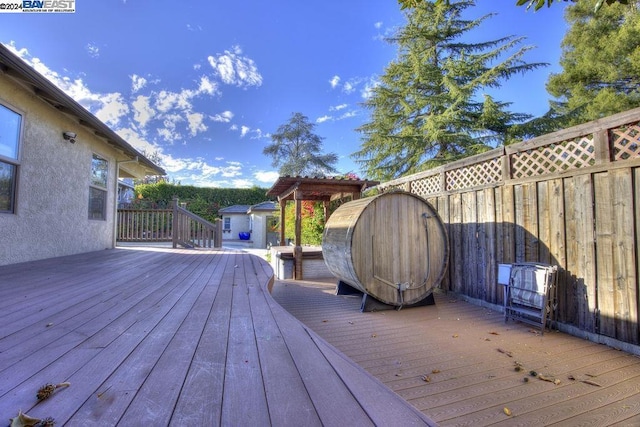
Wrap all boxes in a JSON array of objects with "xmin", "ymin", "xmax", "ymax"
[
  {"xmin": 89, "ymin": 154, "xmax": 108, "ymax": 220},
  {"xmin": 0, "ymin": 103, "xmax": 22, "ymax": 213},
  {"xmin": 223, "ymin": 217, "xmax": 231, "ymax": 231}
]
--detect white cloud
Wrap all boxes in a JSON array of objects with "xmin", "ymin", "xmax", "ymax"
[
  {"xmin": 186, "ymin": 23, "xmax": 202, "ymax": 31},
  {"xmin": 254, "ymin": 170, "xmax": 279, "ymax": 184},
  {"xmin": 187, "ymin": 112, "xmax": 207, "ymax": 136},
  {"xmin": 316, "ymin": 115, "xmax": 332, "ymax": 123},
  {"xmin": 343, "ymin": 81, "xmax": 355, "ymax": 94},
  {"xmin": 211, "ymin": 110, "xmax": 234, "ymax": 123},
  {"xmin": 330, "ymin": 103, "xmax": 348, "ymax": 111},
  {"xmin": 86, "ymin": 43, "xmax": 100, "ymax": 58},
  {"xmin": 198, "ymin": 75, "xmax": 218, "ymax": 96},
  {"xmin": 374, "ymin": 21, "xmax": 383, "ymax": 29},
  {"xmin": 94, "ymin": 92, "xmax": 129, "ymax": 127},
  {"xmin": 132, "ymin": 95, "xmax": 155, "ymax": 128},
  {"xmin": 339, "ymin": 110, "xmax": 357, "ymax": 120},
  {"xmin": 361, "ymin": 77, "xmax": 380, "ymax": 99},
  {"xmin": 207, "ymin": 45, "xmax": 263, "ymax": 88},
  {"xmin": 4, "ymin": 42, "xmax": 274, "ymax": 188},
  {"xmin": 131, "ymin": 74, "xmax": 147, "ymax": 93},
  {"xmin": 330, "ymin": 75, "xmax": 340, "ymax": 89},
  {"xmin": 155, "ymin": 89, "xmax": 195, "ymax": 113}
]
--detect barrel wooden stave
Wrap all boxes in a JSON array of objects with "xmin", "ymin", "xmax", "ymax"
[{"xmin": 323, "ymin": 192, "xmax": 448, "ymax": 306}]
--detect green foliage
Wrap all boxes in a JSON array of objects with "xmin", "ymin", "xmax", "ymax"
[
  {"xmin": 280, "ymin": 201, "xmax": 325, "ymax": 246},
  {"xmin": 263, "ymin": 112, "xmax": 339, "ymax": 176},
  {"xmin": 399, "ymin": 0, "xmax": 629, "ymax": 13},
  {"xmin": 354, "ymin": 0, "xmax": 546, "ymax": 181},
  {"xmin": 546, "ymin": 0, "xmax": 640, "ymax": 125},
  {"xmin": 133, "ymin": 182, "xmax": 272, "ymax": 222}
]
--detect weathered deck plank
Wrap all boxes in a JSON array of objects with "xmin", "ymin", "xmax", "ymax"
[
  {"xmin": 0, "ymin": 247, "xmax": 434, "ymax": 426},
  {"xmin": 271, "ymin": 277, "xmax": 640, "ymax": 426}
]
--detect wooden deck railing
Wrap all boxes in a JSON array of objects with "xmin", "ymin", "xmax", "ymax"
[
  {"xmin": 116, "ymin": 197, "xmax": 222, "ymax": 248},
  {"xmin": 172, "ymin": 198, "xmax": 222, "ymax": 249}
]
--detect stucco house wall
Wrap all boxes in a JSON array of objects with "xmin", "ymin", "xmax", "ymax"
[
  {"xmin": 0, "ymin": 45, "xmax": 163, "ymax": 266},
  {"xmin": 219, "ymin": 202, "xmax": 277, "ymax": 249}
]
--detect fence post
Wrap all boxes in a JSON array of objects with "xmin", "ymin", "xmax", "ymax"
[
  {"xmin": 593, "ymin": 129, "xmax": 611, "ymax": 165},
  {"xmin": 172, "ymin": 196, "xmax": 178, "ymax": 249}
]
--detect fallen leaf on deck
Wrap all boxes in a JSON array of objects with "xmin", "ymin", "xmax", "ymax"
[
  {"xmin": 489, "ymin": 331, "xmax": 500, "ymax": 335},
  {"xmin": 371, "ymin": 334, "xmax": 377, "ymax": 338},
  {"xmin": 581, "ymin": 379, "xmax": 602, "ymax": 387},
  {"xmin": 452, "ymin": 334, "xmax": 459, "ymax": 338},
  {"xmin": 9, "ymin": 410, "xmax": 55, "ymax": 427},
  {"xmin": 45, "ymin": 323, "xmax": 53, "ymax": 327},
  {"xmin": 421, "ymin": 375, "xmax": 431, "ymax": 382},
  {"xmin": 537, "ymin": 374, "xmax": 561, "ymax": 385},
  {"xmin": 37, "ymin": 381, "xmax": 70, "ymax": 401},
  {"xmin": 432, "ymin": 369, "xmax": 441, "ymax": 374},
  {"xmin": 321, "ymin": 320, "xmax": 328, "ymax": 323},
  {"xmin": 503, "ymin": 407, "xmax": 512, "ymax": 416},
  {"xmin": 497, "ymin": 348, "xmax": 513, "ymax": 357}
]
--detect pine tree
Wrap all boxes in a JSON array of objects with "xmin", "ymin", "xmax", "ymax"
[
  {"xmin": 354, "ymin": 0, "xmax": 546, "ymax": 181},
  {"xmin": 263, "ymin": 112, "xmax": 338, "ymax": 177},
  {"xmin": 546, "ymin": 0, "xmax": 640, "ymax": 125}
]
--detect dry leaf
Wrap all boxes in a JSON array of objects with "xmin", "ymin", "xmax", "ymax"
[
  {"xmin": 497, "ymin": 348, "xmax": 513, "ymax": 357},
  {"xmin": 321, "ymin": 320, "xmax": 328, "ymax": 323},
  {"xmin": 581, "ymin": 379, "xmax": 602, "ymax": 387},
  {"xmin": 421, "ymin": 375, "xmax": 431, "ymax": 382},
  {"xmin": 452, "ymin": 334, "xmax": 459, "ymax": 338},
  {"xmin": 489, "ymin": 331, "xmax": 500, "ymax": 335},
  {"xmin": 503, "ymin": 407, "xmax": 512, "ymax": 416},
  {"xmin": 371, "ymin": 334, "xmax": 377, "ymax": 338},
  {"xmin": 9, "ymin": 411, "xmax": 54, "ymax": 427},
  {"xmin": 37, "ymin": 381, "xmax": 70, "ymax": 401},
  {"xmin": 431, "ymin": 369, "xmax": 441, "ymax": 374}
]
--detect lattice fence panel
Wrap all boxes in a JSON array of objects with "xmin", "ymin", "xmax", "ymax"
[
  {"xmin": 410, "ymin": 174, "xmax": 441, "ymax": 196},
  {"xmin": 510, "ymin": 135, "xmax": 595, "ymax": 179},
  {"xmin": 611, "ymin": 122, "xmax": 640, "ymax": 161},
  {"xmin": 445, "ymin": 158, "xmax": 502, "ymax": 191}
]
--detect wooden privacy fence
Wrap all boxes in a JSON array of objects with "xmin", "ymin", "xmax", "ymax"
[
  {"xmin": 117, "ymin": 197, "xmax": 222, "ymax": 248},
  {"xmin": 378, "ymin": 107, "xmax": 640, "ymax": 347}
]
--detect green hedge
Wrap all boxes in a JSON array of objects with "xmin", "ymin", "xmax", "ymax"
[{"xmin": 132, "ymin": 182, "xmax": 273, "ymax": 223}]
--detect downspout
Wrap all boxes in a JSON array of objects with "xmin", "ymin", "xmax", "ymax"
[{"xmin": 113, "ymin": 156, "xmax": 139, "ymax": 248}]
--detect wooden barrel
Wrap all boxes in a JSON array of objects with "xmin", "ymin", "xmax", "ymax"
[{"xmin": 322, "ymin": 191, "xmax": 448, "ymax": 306}]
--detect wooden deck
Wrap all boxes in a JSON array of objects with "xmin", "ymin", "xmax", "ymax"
[
  {"xmin": 271, "ymin": 277, "xmax": 640, "ymax": 426},
  {"xmin": 0, "ymin": 247, "xmax": 433, "ymax": 426}
]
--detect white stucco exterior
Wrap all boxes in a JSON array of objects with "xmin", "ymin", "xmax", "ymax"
[
  {"xmin": 0, "ymin": 47, "xmax": 162, "ymax": 266},
  {"xmin": 220, "ymin": 202, "xmax": 277, "ymax": 249}
]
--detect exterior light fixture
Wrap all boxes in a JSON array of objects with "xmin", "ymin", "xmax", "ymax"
[{"xmin": 62, "ymin": 131, "xmax": 77, "ymax": 143}]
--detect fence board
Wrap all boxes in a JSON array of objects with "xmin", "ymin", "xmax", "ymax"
[
  {"xmin": 573, "ymin": 174, "xmax": 597, "ymax": 333},
  {"xmin": 611, "ymin": 169, "xmax": 638, "ymax": 344},
  {"xmin": 594, "ymin": 172, "xmax": 616, "ymax": 337},
  {"xmin": 462, "ymin": 192, "xmax": 478, "ymax": 298},
  {"xmin": 450, "ymin": 193, "xmax": 463, "ymax": 294},
  {"xmin": 377, "ymin": 108, "xmax": 640, "ymax": 347}
]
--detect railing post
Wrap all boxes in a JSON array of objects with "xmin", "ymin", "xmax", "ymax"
[
  {"xmin": 215, "ymin": 220, "xmax": 222, "ymax": 248},
  {"xmin": 172, "ymin": 196, "xmax": 178, "ymax": 249}
]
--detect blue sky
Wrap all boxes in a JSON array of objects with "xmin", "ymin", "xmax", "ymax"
[{"xmin": 1, "ymin": 0, "xmax": 567, "ymax": 188}]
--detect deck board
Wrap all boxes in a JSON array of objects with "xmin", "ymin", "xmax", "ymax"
[
  {"xmin": 271, "ymin": 277, "xmax": 640, "ymax": 426},
  {"xmin": 0, "ymin": 247, "xmax": 434, "ymax": 426}
]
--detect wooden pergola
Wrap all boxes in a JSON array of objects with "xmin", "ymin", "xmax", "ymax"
[{"xmin": 266, "ymin": 176, "xmax": 379, "ymax": 279}]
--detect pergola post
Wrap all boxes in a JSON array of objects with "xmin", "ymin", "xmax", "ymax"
[
  {"xmin": 294, "ymin": 192, "xmax": 303, "ymax": 279},
  {"xmin": 279, "ymin": 199, "xmax": 286, "ymax": 246}
]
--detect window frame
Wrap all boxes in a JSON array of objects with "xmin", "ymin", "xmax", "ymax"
[
  {"xmin": 89, "ymin": 153, "xmax": 108, "ymax": 220},
  {"xmin": 0, "ymin": 101, "xmax": 24, "ymax": 214}
]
